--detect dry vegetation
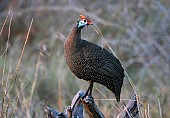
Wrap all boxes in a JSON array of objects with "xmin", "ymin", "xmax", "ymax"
[{"xmin": 0, "ymin": 0, "xmax": 170, "ymax": 118}]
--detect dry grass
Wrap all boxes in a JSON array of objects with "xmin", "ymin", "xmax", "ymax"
[{"xmin": 0, "ymin": 0, "xmax": 170, "ymax": 118}]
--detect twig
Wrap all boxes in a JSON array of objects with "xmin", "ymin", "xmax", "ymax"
[
  {"xmin": 29, "ymin": 51, "xmax": 41, "ymax": 111},
  {"xmin": 95, "ymin": 86, "xmax": 122, "ymax": 112},
  {"xmin": 117, "ymin": 93, "xmax": 141, "ymax": 118},
  {"xmin": 39, "ymin": 48, "xmax": 58, "ymax": 62},
  {"xmin": 0, "ymin": 6, "xmax": 11, "ymax": 37},
  {"xmin": 0, "ymin": 10, "xmax": 13, "ymax": 118},
  {"xmin": 14, "ymin": 18, "xmax": 34, "ymax": 75},
  {"xmin": 158, "ymin": 98, "xmax": 162, "ymax": 118}
]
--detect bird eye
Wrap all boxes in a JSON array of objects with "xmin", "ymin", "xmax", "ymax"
[{"xmin": 83, "ymin": 19, "xmax": 87, "ymax": 23}]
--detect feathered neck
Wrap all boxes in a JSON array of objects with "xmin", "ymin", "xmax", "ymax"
[{"xmin": 65, "ymin": 26, "xmax": 82, "ymax": 45}]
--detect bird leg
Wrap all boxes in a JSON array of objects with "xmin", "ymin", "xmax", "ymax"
[
  {"xmin": 83, "ymin": 81, "xmax": 94, "ymax": 98},
  {"xmin": 89, "ymin": 81, "xmax": 93, "ymax": 96}
]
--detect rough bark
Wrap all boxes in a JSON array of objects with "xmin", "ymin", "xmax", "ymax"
[{"xmin": 44, "ymin": 91, "xmax": 141, "ymax": 118}]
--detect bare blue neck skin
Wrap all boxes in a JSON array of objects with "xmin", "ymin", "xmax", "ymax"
[{"xmin": 77, "ymin": 20, "xmax": 86, "ymax": 29}]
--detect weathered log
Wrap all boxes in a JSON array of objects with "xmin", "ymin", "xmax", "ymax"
[
  {"xmin": 68, "ymin": 90, "xmax": 84, "ymax": 118},
  {"xmin": 82, "ymin": 95, "xmax": 104, "ymax": 118},
  {"xmin": 45, "ymin": 90, "xmax": 84, "ymax": 118},
  {"xmin": 45, "ymin": 106, "xmax": 67, "ymax": 118},
  {"xmin": 44, "ymin": 91, "xmax": 141, "ymax": 118}
]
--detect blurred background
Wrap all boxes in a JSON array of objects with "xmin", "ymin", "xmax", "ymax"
[{"xmin": 0, "ymin": 0, "xmax": 169, "ymax": 117}]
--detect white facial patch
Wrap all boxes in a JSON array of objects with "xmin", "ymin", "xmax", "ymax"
[{"xmin": 77, "ymin": 19, "xmax": 87, "ymax": 28}]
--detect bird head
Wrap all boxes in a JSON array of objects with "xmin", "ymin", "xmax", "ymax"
[{"xmin": 77, "ymin": 15, "xmax": 93, "ymax": 28}]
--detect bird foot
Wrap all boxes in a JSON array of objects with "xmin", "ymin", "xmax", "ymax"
[
  {"xmin": 81, "ymin": 93, "xmax": 88, "ymax": 99},
  {"xmin": 84, "ymin": 95, "xmax": 94, "ymax": 104},
  {"xmin": 81, "ymin": 93, "xmax": 94, "ymax": 103},
  {"xmin": 81, "ymin": 93, "xmax": 93, "ymax": 99}
]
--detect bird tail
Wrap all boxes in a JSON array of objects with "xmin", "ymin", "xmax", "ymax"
[{"xmin": 116, "ymin": 95, "xmax": 120, "ymax": 102}]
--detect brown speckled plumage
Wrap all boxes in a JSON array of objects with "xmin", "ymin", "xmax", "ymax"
[{"xmin": 64, "ymin": 24, "xmax": 124, "ymax": 102}]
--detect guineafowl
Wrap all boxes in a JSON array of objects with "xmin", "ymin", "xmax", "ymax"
[{"xmin": 64, "ymin": 15, "xmax": 124, "ymax": 102}]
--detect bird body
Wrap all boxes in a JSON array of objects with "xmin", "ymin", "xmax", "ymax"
[{"xmin": 64, "ymin": 15, "xmax": 124, "ymax": 102}]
